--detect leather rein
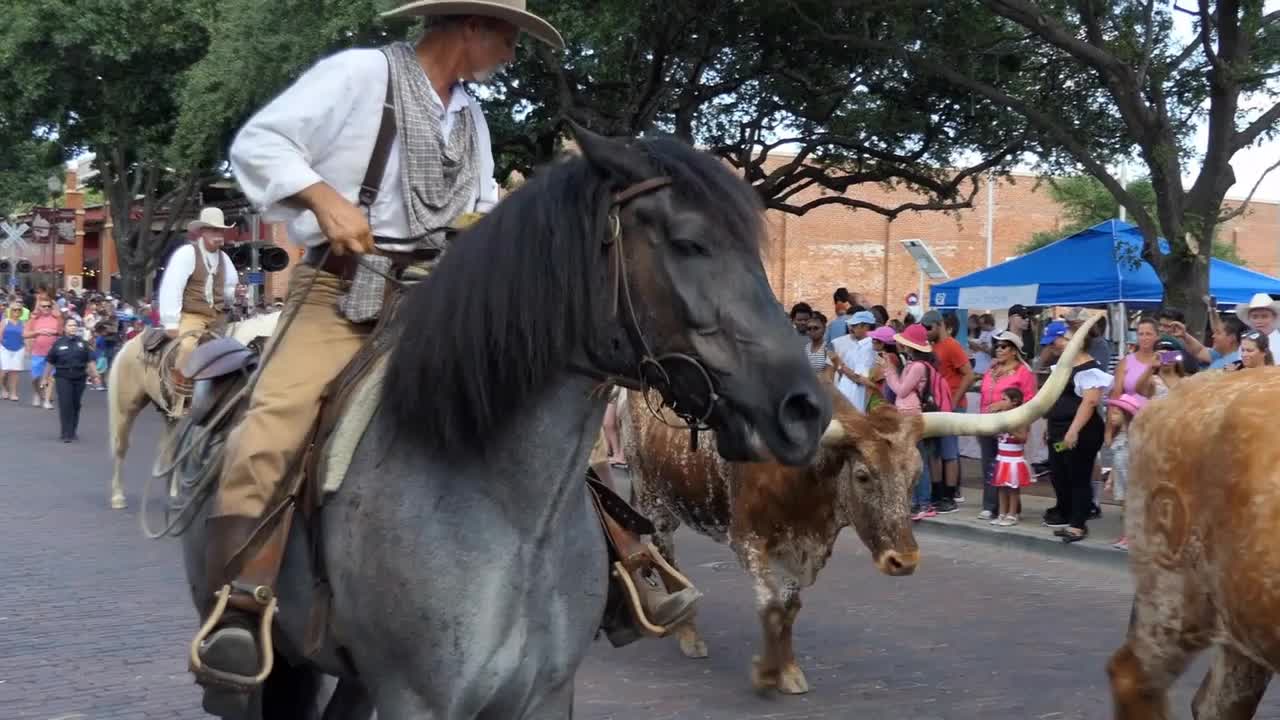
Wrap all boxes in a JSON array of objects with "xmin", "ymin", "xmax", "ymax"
[{"xmin": 573, "ymin": 176, "xmax": 721, "ymax": 448}]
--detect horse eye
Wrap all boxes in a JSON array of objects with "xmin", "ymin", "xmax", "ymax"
[{"xmin": 669, "ymin": 236, "xmax": 709, "ymax": 257}]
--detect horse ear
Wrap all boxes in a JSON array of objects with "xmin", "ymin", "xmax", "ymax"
[{"xmin": 564, "ymin": 119, "xmax": 650, "ymax": 183}]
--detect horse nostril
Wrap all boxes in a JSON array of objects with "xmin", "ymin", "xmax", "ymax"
[
  {"xmin": 779, "ymin": 391, "xmax": 822, "ymax": 427},
  {"xmin": 885, "ymin": 553, "xmax": 904, "ymax": 572}
]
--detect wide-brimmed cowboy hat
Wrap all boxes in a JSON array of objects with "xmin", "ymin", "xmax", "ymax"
[
  {"xmin": 1235, "ymin": 292, "xmax": 1280, "ymax": 322},
  {"xmin": 187, "ymin": 207, "xmax": 235, "ymax": 233},
  {"xmin": 383, "ymin": 0, "xmax": 565, "ymax": 49},
  {"xmin": 894, "ymin": 324, "xmax": 932, "ymax": 353}
]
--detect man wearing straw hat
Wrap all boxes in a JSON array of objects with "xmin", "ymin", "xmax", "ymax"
[
  {"xmin": 196, "ymin": 0, "xmax": 701, "ymax": 693},
  {"xmin": 156, "ymin": 206, "xmax": 240, "ymax": 387}
]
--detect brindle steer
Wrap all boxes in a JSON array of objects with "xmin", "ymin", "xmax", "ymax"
[
  {"xmin": 1109, "ymin": 368, "xmax": 1280, "ymax": 720},
  {"xmin": 624, "ymin": 318, "xmax": 1098, "ymax": 696}
]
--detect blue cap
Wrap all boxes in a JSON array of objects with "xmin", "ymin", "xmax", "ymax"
[
  {"xmin": 849, "ymin": 310, "xmax": 877, "ymax": 327},
  {"xmin": 1040, "ymin": 321, "xmax": 1068, "ymax": 346}
]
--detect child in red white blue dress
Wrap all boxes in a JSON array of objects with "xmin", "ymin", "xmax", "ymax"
[{"xmin": 991, "ymin": 387, "xmax": 1033, "ymax": 526}]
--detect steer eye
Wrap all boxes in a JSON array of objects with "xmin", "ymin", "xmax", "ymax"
[{"xmin": 854, "ymin": 469, "xmax": 872, "ymax": 485}]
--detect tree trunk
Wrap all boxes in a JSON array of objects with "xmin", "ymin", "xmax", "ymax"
[
  {"xmin": 117, "ymin": 258, "xmax": 149, "ymax": 305},
  {"xmin": 1158, "ymin": 251, "xmax": 1211, "ymax": 339}
]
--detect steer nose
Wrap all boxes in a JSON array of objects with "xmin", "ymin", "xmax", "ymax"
[
  {"xmin": 876, "ymin": 550, "xmax": 919, "ymax": 577},
  {"xmin": 778, "ymin": 390, "xmax": 823, "ymax": 447}
]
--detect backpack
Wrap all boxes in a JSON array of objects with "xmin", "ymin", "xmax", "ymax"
[{"xmin": 918, "ymin": 362, "xmax": 954, "ymax": 413}]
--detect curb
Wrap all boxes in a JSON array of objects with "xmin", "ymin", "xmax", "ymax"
[{"xmin": 913, "ymin": 517, "xmax": 1132, "ymax": 570}]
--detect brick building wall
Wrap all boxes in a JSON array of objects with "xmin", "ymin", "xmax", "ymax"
[{"xmin": 766, "ymin": 169, "xmax": 1280, "ymax": 317}]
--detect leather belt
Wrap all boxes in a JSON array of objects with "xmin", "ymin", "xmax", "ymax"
[{"xmin": 302, "ymin": 244, "xmax": 442, "ymax": 280}]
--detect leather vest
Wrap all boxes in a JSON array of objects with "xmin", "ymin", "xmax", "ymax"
[{"xmin": 183, "ymin": 240, "xmax": 227, "ymax": 318}]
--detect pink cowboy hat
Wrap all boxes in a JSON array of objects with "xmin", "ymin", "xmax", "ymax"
[
  {"xmin": 869, "ymin": 326, "xmax": 897, "ymax": 344},
  {"xmin": 1110, "ymin": 392, "xmax": 1147, "ymax": 417},
  {"xmin": 894, "ymin": 324, "xmax": 932, "ymax": 353}
]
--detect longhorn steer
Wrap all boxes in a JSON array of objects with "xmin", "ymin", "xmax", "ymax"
[
  {"xmin": 622, "ymin": 314, "xmax": 1097, "ymax": 695},
  {"xmin": 1108, "ymin": 368, "xmax": 1280, "ymax": 720},
  {"xmin": 622, "ymin": 315, "xmax": 1100, "ymax": 696}
]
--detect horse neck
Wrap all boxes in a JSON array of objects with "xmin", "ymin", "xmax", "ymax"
[{"xmin": 392, "ymin": 372, "xmax": 607, "ymax": 537}]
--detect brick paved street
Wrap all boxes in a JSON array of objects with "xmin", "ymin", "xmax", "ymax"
[{"xmin": 2, "ymin": 391, "xmax": 1278, "ymax": 719}]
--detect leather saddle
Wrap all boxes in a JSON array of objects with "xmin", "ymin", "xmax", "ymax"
[
  {"xmin": 141, "ymin": 327, "xmax": 171, "ymax": 356},
  {"xmin": 186, "ymin": 337, "xmax": 261, "ymax": 426}
]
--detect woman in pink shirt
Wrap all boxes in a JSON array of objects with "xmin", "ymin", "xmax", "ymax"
[
  {"xmin": 22, "ymin": 300, "xmax": 61, "ymax": 408},
  {"xmin": 975, "ymin": 331, "xmax": 1038, "ymax": 519},
  {"xmin": 882, "ymin": 324, "xmax": 934, "ymax": 519}
]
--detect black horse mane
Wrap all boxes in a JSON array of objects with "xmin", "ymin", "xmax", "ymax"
[{"xmin": 382, "ymin": 136, "xmax": 765, "ymax": 458}]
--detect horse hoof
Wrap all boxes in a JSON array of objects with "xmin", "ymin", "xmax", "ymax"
[
  {"xmin": 750, "ymin": 655, "xmax": 779, "ymax": 693},
  {"xmin": 777, "ymin": 664, "xmax": 809, "ymax": 694},
  {"xmin": 110, "ymin": 495, "xmax": 127, "ymax": 510},
  {"xmin": 678, "ymin": 634, "xmax": 708, "ymax": 659}
]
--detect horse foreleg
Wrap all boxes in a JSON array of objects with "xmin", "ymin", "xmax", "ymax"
[
  {"xmin": 107, "ymin": 359, "xmax": 149, "ymax": 510},
  {"xmin": 321, "ymin": 678, "xmax": 374, "ymax": 720},
  {"xmin": 774, "ymin": 580, "xmax": 808, "ymax": 695},
  {"xmin": 1191, "ymin": 646, "xmax": 1271, "ymax": 720}
]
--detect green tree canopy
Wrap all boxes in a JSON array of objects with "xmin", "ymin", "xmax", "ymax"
[
  {"xmin": 175, "ymin": 0, "xmax": 1042, "ymax": 219},
  {"xmin": 0, "ymin": 0, "xmax": 218, "ymax": 299},
  {"xmin": 801, "ymin": 0, "xmax": 1280, "ymax": 331},
  {"xmin": 1016, "ymin": 175, "xmax": 1246, "ymax": 265}
]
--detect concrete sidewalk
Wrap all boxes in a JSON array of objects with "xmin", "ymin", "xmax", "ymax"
[{"xmin": 916, "ymin": 459, "xmax": 1131, "ymax": 568}]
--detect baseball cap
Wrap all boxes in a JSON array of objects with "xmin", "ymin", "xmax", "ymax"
[
  {"xmin": 919, "ymin": 310, "xmax": 943, "ymax": 327},
  {"xmin": 1008, "ymin": 304, "xmax": 1029, "ymax": 318},
  {"xmin": 869, "ymin": 326, "xmax": 896, "ymax": 344},
  {"xmin": 849, "ymin": 310, "xmax": 877, "ymax": 327},
  {"xmin": 1040, "ymin": 321, "xmax": 1068, "ymax": 346},
  {"xmin": 1155, "ymin": 335, "xmax": 1183, "ymax": 352}
]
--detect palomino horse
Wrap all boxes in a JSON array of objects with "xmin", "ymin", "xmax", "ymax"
[
  {"xmin": 172, "ymin": 128, "xmax": 833, "ymax": 719},
  {"xmin": 1108, "ymin": 367, "xmax": 1280, "ymax": 720},
  {"xmin": 106, "ymin": 312, "xmax": 280, "ymax": 510}
]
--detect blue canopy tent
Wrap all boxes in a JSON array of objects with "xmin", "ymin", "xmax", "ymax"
[{"xmin": 928, "ymin": 219, "xmax": 1280, "ymax": 309}]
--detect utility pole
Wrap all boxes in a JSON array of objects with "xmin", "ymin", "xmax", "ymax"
[{"xmin": 248, "ymin": 212, "xmax": 261, "ymax": 307}]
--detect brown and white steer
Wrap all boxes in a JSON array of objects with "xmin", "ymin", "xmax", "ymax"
[
  {"xmin": 623, "ymin": 314, "xmax": 1098, "ymax": 694},
  {"xmin": 1109, "ymin": 367, "xmax": 1280, "ymax": 720}
]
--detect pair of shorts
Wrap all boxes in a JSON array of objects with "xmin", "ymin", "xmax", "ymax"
[
  {"xmin": 931, "ymin": 435, "xmax": 960, "ymax": 462},
  {"xmin": 0, "ymin": 347, "xmax": 25, "ymax": 371},
  {"xmin": 29, "ymin": 355, "xmax": 47, "ymax": 379}
]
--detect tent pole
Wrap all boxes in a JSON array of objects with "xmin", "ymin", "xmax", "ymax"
[{"xmin": 1116, "ymin": 302, "xmax": 1127, "ymax": 357}]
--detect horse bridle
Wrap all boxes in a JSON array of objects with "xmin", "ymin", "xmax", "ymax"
[{"xmin": 574, "ymin": 175, "xmax": 721, "ymax": 448}]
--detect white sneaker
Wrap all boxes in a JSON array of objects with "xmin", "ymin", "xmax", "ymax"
[
  {"xmin": 42, "ymin": 400, "xmax": 53, "ymax": 410},
  {"xmin": 989, "ymin": 515, "xmax": 1002, "ymax": 525},
  {"xmin": 954, "ymin": 492, "xmax": 965, "ymax": 504},
  {"xmin": 996, "ymin": 515, "xmax": 1018, "ymax": 526},
  {"xmin": 978, "ymin": 510, "xmax": 994, "ymax": 520}
]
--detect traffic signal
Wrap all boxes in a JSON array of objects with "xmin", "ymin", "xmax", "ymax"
[{"xmin": 227, "ymin": 242, "xmax": 290, "ymax": 273}]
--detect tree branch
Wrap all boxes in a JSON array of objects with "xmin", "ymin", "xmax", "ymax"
[
  {"xmin": 1219, "ymin": 156, "xmax": 1280, "ymax": 222},
  {"xmin": 1232, "ymin": 99, "xmax": 1280, "ymax": 152}
]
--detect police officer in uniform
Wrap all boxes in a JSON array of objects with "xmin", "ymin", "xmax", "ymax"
[{"xmin": 42, "ymin": 318, "xmax": 101, "ymax": 442}]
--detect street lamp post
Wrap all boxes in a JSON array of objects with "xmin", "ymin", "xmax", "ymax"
[{"xmin": 45, "ymin": 175, "xmax": 62, "ymax": 291}]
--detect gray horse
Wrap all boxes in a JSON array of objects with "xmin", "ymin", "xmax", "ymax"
[{"xmin": 175, "ymin": 127, "xmax": 831, "ymax": 719}]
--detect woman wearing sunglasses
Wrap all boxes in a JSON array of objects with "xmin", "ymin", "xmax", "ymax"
[
  {"xmin": 975, "ymin": 331, "xmax": 1038, "ymax": 520},
  {"xmin": 1237, "ymin": 330, "xmax": 1273, "ymax": 369}
]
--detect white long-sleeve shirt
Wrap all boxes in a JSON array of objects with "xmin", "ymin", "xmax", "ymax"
[
  {"xmin": 228, "ymin": 48, "xmax": 499, "ymax": 248},
  {"xmin": 157, "ymin": 244, "xmax": 239, "ymax": 329}
]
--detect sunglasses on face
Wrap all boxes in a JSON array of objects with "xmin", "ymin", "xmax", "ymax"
[{"xmin": 996, "ymin": 342, "xmax": 1016, "ymax": 351}]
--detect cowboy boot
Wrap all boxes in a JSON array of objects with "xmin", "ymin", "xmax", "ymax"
[
  {"xmin": 628, "ymin": 554, "xmax": 702, "ymax": 628},
  {"xmin": 195, "ymin": 513, "xmax": 290, "ymax": 707}
]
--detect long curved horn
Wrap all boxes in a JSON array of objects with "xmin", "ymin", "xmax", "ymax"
[
  {"xmin": 821, "ymin": 417, "xmax": 846, "ymax": 445},
  {"xmin": 921, "ymin": 312, "xmax": 1104, "ymax": 439}
]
